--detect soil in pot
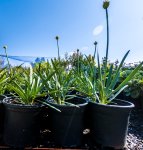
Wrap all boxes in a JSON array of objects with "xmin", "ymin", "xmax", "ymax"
[
  {"xmin": 88, "ymin": 99, "xmax": 134, "ymax": 149},
  {"xmin": 47, "ymin": 97, "xmax": 88, "ymax": 148},
  {"xmin": 3, "ymin": 97, "xmax": 43, "ymax": 148}
]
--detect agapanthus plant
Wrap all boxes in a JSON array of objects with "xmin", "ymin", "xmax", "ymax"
[{"xmin": 76, "ymin": 0, "xmax": 143, "ymax": 104}]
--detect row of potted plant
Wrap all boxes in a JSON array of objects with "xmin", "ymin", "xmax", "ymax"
[
  {"xmin": 0, "ymin": 1, "xmax": 142, "ymax": 149},
  {"xmin": 0, "ymin": 48, "xmax": 142, "ymax": 149},
  {"xmin": 0, "ymin": 55, "xmax": 138, "ymax": 147}
]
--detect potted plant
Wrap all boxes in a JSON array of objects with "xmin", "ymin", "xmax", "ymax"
[
  {"xmin": 0, "ymin": 67, "xmax": 9, "ymax": 140},
  {"xmin": 39, "ymin": 59, "xmax": 88, "ymax": 147},
  {"xmin": 76, "ymin": 1, "xmax": 143, "ymax": 149},
  {"xmin": 3, "ymin": 66, "xmax": 46, "ymax": 148}
]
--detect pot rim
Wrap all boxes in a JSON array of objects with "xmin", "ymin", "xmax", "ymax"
[
  {"xmin": 47, "ymin": 97, "xmax": 88, "ymax": 108},
  {"xmin": 89, "ymin": 98, "xmax": 134, "ymax": 108},
  {"xmin": 0, "ymin": 94, "xmax": 7, "ymax": 103},
  {"xmin": 3, "ymin": 97, "xmax": 42, "ymax": 109}
]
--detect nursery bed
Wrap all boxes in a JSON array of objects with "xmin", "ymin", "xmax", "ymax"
[{"xmin": 0, "ymin": 108, "xmax": 142, "ymax": 150}]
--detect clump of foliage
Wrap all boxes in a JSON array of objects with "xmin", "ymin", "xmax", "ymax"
[{"xmin": 7, "ymin": 67, "xmax": 45, "ymax": 105}]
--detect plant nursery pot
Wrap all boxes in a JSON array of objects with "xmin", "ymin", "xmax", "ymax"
[
  {"xmin": 3, "ymin": 97, "xmax": 43, "ymax": 148},
  {"xmin": 88, "ymin": 99, "xmax": 134, "ymax": 149},
  {"xmin": 0, "ymin": 95, "xmax": 6, "ymax": 140},
  {"xmin": 47, "ymin": 97, "xmax": 88, "ymax": 147},
  {"xmin": 140, "ymin": 96, "xmax": 143, "ymax": 110}
]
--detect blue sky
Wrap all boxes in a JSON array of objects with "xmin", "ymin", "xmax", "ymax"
[{"xmin": 0, "ymin": 0, "xmax": 143, "ymax": 64}]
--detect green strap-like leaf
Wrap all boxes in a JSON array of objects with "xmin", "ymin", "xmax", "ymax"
[{"xmin": 108, "ymin": 50, "xmax": 130, "ymax": 91}]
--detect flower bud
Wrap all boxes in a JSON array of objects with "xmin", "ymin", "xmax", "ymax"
[
  {"xmin": 94, "ymin": 41, "xmax": 98, "ymax": 45},
  {"xmin": 3, "ymin": 45, "xmax": 8, "ymax": 50},
  {"xmin": 103, "ymin": 0, "xmax": 110, "ymax": 9},
  {"xmin": 55, "ymin": 36, "xmax": 59, "ymax": 40}
]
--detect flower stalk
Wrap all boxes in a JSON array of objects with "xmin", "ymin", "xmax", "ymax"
[
  {"xmin": 3, "ymin": 45, "xmax": 11, "ymax": 75},
  {"xmin": 103, "ymin": 0, "xmax": 110, "ymax": 69},
  {"xmin": 93, "ymin": 41, "xmax": 98, "ymax": 60},
  {"xmin": 55, "ymin": 36, "xmax": 60, "ymax": 60}
]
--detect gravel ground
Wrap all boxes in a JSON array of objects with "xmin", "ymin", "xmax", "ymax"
[{"xmin": 126, "ymin": 109, "xmax": 143, "ymax": 150}]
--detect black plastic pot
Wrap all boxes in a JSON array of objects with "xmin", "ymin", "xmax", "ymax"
[
  {"xmin": 88, "ymin": 99, "xmax": 134, "ymax": 149},
  {"xmin": 3, "ymin": 97, "xmax": 43, "ymax": 148},
  {"xmin": 47, "ymin": 97, "xmax": 88, "ymax": 147},
  {"xmin": 0, "ymin": 95, "xmax": 6, "ymax": 140},
  {"xmin": 140, "ymin": 96, "xmax": 143, "ymax": 110}
]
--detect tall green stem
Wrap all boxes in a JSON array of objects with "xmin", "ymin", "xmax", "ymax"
[
  {"xmin": 105, "ymin": 8, "xmax": 109, "ymax": 68},
  {"xmin": 3, "ymin": 46, "xmax": 11, "ymax": 75},
  {"xmin": 93, "ymin": 41, "xmax": 98, "ymax": 60},
  {"xmin": 57, "ymin": 40, "xmax": 60, "ymax": 60},
  {"xmin": 103, "ymin": 1, "xmax": 110, "ymax": 87},
  {"xmin": 55, "ymin": 36, "xmax": 60, "ymax": 60},
  {"xmin": 77, "ymin": 49, "xmax": 79, "ymax": 74}
]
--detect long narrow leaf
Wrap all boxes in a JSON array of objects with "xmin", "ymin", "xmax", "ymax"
[
  {"xmin": 112, "ymin": 61, "xmax": 143, "ymax": 95},
  {"xmin": 108, "ymin": 50, "xmax": 130, "ymax": 90}
]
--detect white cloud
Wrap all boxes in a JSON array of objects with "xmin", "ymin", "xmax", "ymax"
[{"xmin": 93, "ymin": 25, "xmax": 103, "ymax": 36}]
